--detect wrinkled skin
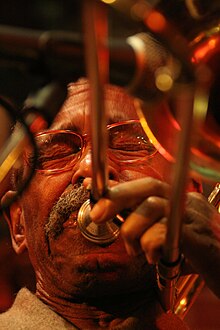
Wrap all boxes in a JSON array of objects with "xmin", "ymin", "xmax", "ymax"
[{"xmin": 3, "ymin": 80, "xmax": 220, "ymax": 329}]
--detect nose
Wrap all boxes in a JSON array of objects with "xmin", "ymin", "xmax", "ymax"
[
  {"xmin": 71, "ymin": 147, "xmax": 92, "ymax": 184},
  {"xmin": 71, "ymin": 147, "xmax": 119, "ymax": 185}
]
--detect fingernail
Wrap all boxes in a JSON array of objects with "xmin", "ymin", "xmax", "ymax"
[
  {"xmin": 85, "ymin": 183, "xmax": 92, "ymax": 191},
  {"xmin": 145, "ymin": 254, "xmax": 154, "ymax": 265}
]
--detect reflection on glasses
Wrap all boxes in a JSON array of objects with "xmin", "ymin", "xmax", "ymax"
[{"xmin": 25, "ymin": 120, "xmax": 157, "ymax": 174}]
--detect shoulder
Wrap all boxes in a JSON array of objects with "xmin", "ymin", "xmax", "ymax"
[{"xmin": 0, "ymin": 288, "xmax": 76, "ymax": 330}]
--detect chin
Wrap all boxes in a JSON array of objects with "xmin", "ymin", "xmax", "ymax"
[
  {"xmin": 51, "ymin": 263, "xmax": 154, "ymax": 299},
  {"xmin": 45, "ymin": 230, "xmax": 153, "ymax": 298}
]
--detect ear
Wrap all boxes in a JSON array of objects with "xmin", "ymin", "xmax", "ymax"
[{"xmin": 1, "ymin": 190, "xmax": 27, "ymax": 254}]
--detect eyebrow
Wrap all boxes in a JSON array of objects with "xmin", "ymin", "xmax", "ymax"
[
  {"xmin": 58, "ymin": 124, "xmax": 80, "ymax": 132},
  {"xmin": 50, "ymin": 120, "xmax": 81, "ymax": 133},
  {"xmin": 107, "ymin": 115, "xmax": 131, "ymax": 125},
  {"xmin": 48, "ymin": 114, "xmax": 131, "ymax": 132}
]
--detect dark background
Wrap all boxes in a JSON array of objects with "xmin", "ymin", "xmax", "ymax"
[
  {"xmin": 0, "ymin": 0, "xmax": 143, "ymax": 107},
  {"xmin": 0, "ymin": 1, "xmax": 219, "ymax": 329}
]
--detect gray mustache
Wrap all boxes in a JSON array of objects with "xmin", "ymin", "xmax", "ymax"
[{"xmin": 45, "ymin": 183, "xmax": 90, "ymax": 239}]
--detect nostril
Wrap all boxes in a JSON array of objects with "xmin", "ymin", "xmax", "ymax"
[
  {"xmin": 109, "ymin": 172, "xmax": 115, "ymax": 180},
  {"xmin": 108, "ymin": 167, "xmax": 119, "ymax": 181},
  {"xmin": 78, "ymin": 177, "xmax": 85, "ymax": 185}
]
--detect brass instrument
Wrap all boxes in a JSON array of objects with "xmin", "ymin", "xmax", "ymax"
[
  {"xmin": 173, "ymin": 182, "xmax": 220, "ymax": 318},
  {"xmin": 77, "ymin": 0, "xmax": 220, "ymax": 318}
]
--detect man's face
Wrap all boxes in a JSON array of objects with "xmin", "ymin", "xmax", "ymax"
[{"xmin": 17, "ymin": 81, "xmax": 170, "ymax": 300}]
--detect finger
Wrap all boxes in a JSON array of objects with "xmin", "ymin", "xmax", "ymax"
[
  {"xmin": 83, "ymin": 178, "xmax": 119, "ymax": 190},
  {"xmin": 184, "ymin": 192, "xmax": 212, "ymax": 224},
  {"xmin": 121, "ymin": 197, "xmax": 169, "ymax": 256},
  {"xmin": 90, "ymin": 177, "xmax": 170, "ymax": 223},
  {"xmin": 140, "ymin": 222, "xmax": 167, "ymax": 264}
]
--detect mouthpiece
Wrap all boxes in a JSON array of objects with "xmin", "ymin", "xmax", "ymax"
[{"xmin": 77, "ymin": 199, "xmax": 122, "ymax": 245}]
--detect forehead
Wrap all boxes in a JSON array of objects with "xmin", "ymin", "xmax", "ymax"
[{"xmin": 51, "ymin": 80, "xmax": 139, "ymax": 131}]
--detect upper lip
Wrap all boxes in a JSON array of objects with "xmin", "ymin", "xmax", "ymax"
[{"xmin": 63, "ymin": 211, "xmax": 79, "ymax": 228}]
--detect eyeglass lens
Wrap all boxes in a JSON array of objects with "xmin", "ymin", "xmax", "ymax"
[{"xmin": 25, "ymin": 122, "xmax": 157, "ymax": 172}]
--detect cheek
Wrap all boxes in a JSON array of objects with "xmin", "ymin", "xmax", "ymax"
[
  {"xmin": 117, "ymin": 154, "xmax": 171, "ymax": 182},
  {"xmin": 23, "ymin": 172, "xmax": 72, "ymax": 213},
  {"xmin": 21, "ymin": 173, "xmax": 72, "ymax": 251},
  {"xmin": 150, "ymin": 155, "xmax": 171, "ymax": 182},
  {"xmin": 119, "ymin": 169, "xmax": 160, "ymax": 182}
]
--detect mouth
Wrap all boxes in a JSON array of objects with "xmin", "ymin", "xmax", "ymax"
[{"xmin": 62, "ymin": 211, "xmax": 79, "ymax": 229}]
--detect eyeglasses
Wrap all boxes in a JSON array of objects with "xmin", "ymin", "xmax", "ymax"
[{"xmin": 25, "ymin": 120, "xmax": 157, "ymax": 174}]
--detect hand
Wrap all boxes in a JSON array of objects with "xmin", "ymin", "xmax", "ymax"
[
  {"xmin": 181, "ymin": 191, "xmax": 220, "ymax": 297},
  {"xmin": 88, "ymin": 177, "xmax": 220, "ymax": 298},
  {"xmin": 89, "ymin": 177, "xmax": 171, "ymax": 264}
]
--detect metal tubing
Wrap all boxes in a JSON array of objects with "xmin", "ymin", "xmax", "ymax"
[
  {"xmin": 163, "ymin": 85, "xmax": 195, "ymax": 263},
  {"xmin": 83, "ymin": 0, "xmax": 108, "ymax": 201},
  {"xmin": 157, "ymin": 85, "xmax": 195, "ymax": 311}
]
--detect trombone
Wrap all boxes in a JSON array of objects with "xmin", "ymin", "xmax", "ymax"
[{"xmin": 78, "ymin": 0, "xmax": 220, "ymax": 317}]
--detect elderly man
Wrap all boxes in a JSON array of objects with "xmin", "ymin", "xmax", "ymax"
[{"xmin": 0, "ymin": 78, "xmax": 219, "ymax": 329}]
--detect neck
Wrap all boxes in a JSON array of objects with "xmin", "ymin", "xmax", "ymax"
[{"xmin": 36, "ymin": 286, "xmax": 166, "ymax": 329}]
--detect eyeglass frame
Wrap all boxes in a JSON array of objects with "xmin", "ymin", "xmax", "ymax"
[{"xmin": 29, "ymin": 119, "xmax": 158, "ymax": 175}]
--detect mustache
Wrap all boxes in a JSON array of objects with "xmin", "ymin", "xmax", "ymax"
[{"xmin": 45, "ymin": 182, "xmax": 90, "ymax": 240}]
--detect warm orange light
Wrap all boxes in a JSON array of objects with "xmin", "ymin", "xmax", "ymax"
[
  {"xmin": 100, "ymin": 0, "xmax": 116, "ymax": 4},
  {"xmin": 209, "ymin": 39, "xmax": 217, "ymax": 48},
  {"xmin": 131, "ymin": 2, "xmax": 151, "ymax": 21},
  {"xmin": 192, "ymin": 37, "xmax": 218, "ymax": 62},
  {"xmin": 134, "ymin": 99, "xmax": 174, "ymax": 163},
  {"xmin": 145, "ymin": 10, "xmax": 166, "ymax": 33}
]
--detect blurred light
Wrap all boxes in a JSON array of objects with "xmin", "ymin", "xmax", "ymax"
[
  {"xmin": 100, "ymin": 0, "xmax": 117, "ymax": 4},
  {"xmin": 180, "ymin": 298, "xmax": 187, "ymax": 307},
  {"xmin": 193, "ymin": 92, "xmax": 209, "ymax": 122},
  {"xmin": 192, "ymin": 37, "xmax": 218, "ymax": 62},
  {"xmin": 155, "ymin": 67, "xmax": 173, "ymax": 92},
  {"xmin": 145, "ymin": 10, "xmax": 166, "ymax": 32},
  {"xmin": 134, "ymin": 99, "xmax": 174, "ymax": 163},
  {"xmin": 131, "ymin": 2, "xmax": 151, "ymax": 21}
]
